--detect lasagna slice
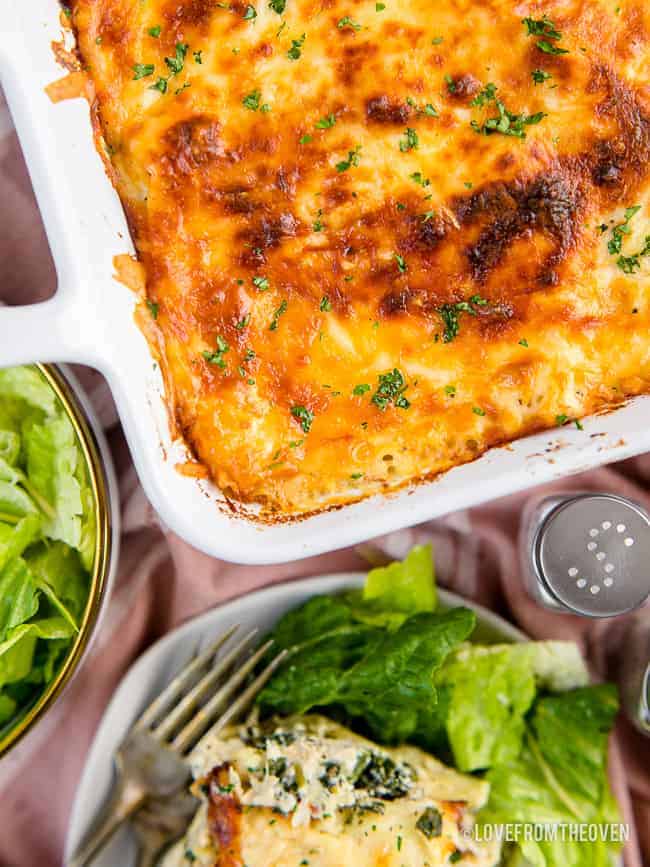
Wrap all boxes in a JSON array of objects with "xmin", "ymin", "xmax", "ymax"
[
  {"xmin": 161, "ymin": 715, "xmax": 501, "ymax": 866},
  {"xmin": 69, "ymin": 0, "xmax": 650, "ymax": 515}
]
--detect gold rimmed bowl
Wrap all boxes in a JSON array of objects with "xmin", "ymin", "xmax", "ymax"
[{"xmin": 0, "ymin": 363, "xmax": 119, "ymax": 757}]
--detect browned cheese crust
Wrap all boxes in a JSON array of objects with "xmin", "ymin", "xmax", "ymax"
[{"xmin": 69, "ymin": 0, "xmax": 650, "ymax": 515}]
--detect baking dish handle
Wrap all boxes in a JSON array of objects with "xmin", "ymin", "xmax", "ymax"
[{"xmin": 0, "ymin": 294, "xmax": 96, "ymax": 368}]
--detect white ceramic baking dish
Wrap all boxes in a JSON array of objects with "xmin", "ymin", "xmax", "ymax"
[{"xmin": 2, "ymin": 2, "xmax": 650, "ymax": 565}]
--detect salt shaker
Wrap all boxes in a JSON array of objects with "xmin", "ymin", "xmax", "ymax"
[{"xmin": 519, "ymin": 492, "xmax": 650, "ymax": 618}]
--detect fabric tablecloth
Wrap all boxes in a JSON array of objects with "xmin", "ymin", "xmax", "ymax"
[{"xmin": 0, "ymin": 91, "xmax": 648, "ymax": 867}]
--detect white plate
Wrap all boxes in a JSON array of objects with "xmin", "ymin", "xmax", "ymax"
[{"xmin": 64, "ymin": 573, "xmax": 525, "ymax": 866}]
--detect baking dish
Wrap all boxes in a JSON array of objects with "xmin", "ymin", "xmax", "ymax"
[{"xmin": 2, "ymin": 2, "xmax": 650, "ymax": 566}]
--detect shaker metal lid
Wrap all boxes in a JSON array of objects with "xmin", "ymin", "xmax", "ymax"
[{"xmin": 534, "ymin": 494, "xmax": 650, "ymax": 617}]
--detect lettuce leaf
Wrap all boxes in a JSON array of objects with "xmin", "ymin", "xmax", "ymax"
[
  {"xmin": 0, "ymin": 559, "xmax": 40, "ymax": 640},
  {"xmin": 345, "ymin": 544, "xmax": 436, "ymax": 629},
  {"xmin": 435, "ymin": 643, "xmax": 536, "ymax": 771},
  {"xmin": 259, "ymin": 604, "xmax": 475, "ymax": 741},
  {"xmin": 0, "ymin": 366, "xmax": 94, "ymax": 736},
  {"xmin": 479, "ymin": 685, "xmax": 621, "ymax": 867},
  {"xmin": 0, "ymin": 367, "xmax": 57, "ymax": 416},
  {"xmin": 432, "ymin": 641, "xmax": 590, "ymax": 772},
  {"xmin": 24, "ymin": 415, "xmax": 84, "ymax": 550},
  {"xmin": 0, "ymin": 433, "xmax": 20, "ymax": 467}
]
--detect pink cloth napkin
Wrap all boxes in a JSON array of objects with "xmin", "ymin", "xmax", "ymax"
[{"xmin": 1, "ymin": 92, "xmax": 649, "ymax": 867}]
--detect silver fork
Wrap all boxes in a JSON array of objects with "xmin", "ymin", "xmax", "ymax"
[{"xmin": 69, "ymin": 625, "xmax": 287, "ymax": 867}]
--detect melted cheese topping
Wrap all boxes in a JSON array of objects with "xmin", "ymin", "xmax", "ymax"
[
  {"xmin": 162, "ymin": 715, "xmax": 500, "ymax": 866},
  {"xmin": 70, "ymin": 0, "xmax": 650, "ymax": 516}
]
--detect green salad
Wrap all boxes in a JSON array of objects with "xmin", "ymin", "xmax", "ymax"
[
  {"xmin": 0, "ymin": 366, "xmax": 95, "ymax": 737},
  {"xmin": 258, "ymin": 545, "xmax": 621, "ymax": 867}
]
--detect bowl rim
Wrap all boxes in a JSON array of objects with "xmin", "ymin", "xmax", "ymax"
[{"xmin": 0, "ymin": 363, "xmax": 114, "ymax": 757}]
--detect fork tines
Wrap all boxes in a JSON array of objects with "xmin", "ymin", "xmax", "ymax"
[{"xmin": 133, "ymin": 625, "xmax": 287, "ymax": 756}]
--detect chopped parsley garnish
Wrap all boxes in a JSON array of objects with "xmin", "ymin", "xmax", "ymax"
[
  {"xmin": 148, "ymin": 25, "xmax": 161, "ymax": 38},
  {"xmin": 336, "ymin": 145, "xmax": 362, "ymax": 173},
  {"xmin": 406, "ymin": 96, "xmax": 438, "ymax": 117},
  {"xmin": 431, "ymin": 36, "xmax": 444, "ymax": 45},
  {"xmin": 608, "ymin": 205, "xmax": 641, "ymax": 254},
  {"xmin": 371, "ymin": 368, "xmax": 410, "ymax": 411},
  {"xmin": 410, "ymin": 171, "xmax": 430, "ymax": 187},
  {"xmin": 184, "ymin": 850, "xmax": 197, "ymax": 863},
  {"xmin": 150, "ymin": 77, "xmax": 168, "ymax": 93},
  {"xmin": 315, "ymin": 113, "xmax": 337, "ymax": 129},
  {"xmin": 242, "ymin": 90, "xmax": 268, "ymax": 111},
  {"xmin": 556, "ymin": 413, "xmax": 569, "ymax": 426},
  {"xmin": 287, "ymin": 33, "xmax": 305, "ymax": 60},
  {"xmin": 319, "ymin": 296, "xmax": 332, "ymax": 311},
  {"xmin": 444, "ymin": 74, "xmax": 457, "ymax": 93},
  {"xmin": 300, "ymin": 134, "xmax": 313, "ymax": 144},
  {"xmin": 193, "ymin": 50, "xmax": 203, "ymax": 63},
  {"xmin": 450, "ymin": 852, "xmax": 463, "ymax": 863},
  {"xmin": 353, "ymin": 383, "xmax": 371, "ymax": 395},
  {"xmin": 416, "ymin": 806, "xmax": 443, "ymax": 839},
  {"xmin": 269, "ymin": 300, "xmax": 288, "ymax": 331},
  {"xmin": 132, "ymin": 63, "xmax": 155, "ymax": 80},
  {"xmin": 350, "ymin": 472, "xmax": 364, "ymax": 479},
  {"xmin": 337, "ymin": 16, "xmax": 362, "ymax": 31},
  {"xmin": 235, "ymin": 314, "xmax": 250, "ymax": 330},
  {"xmin": 519, "ymin": 338, "xmax": 529, "ymax": 347},
  {"xmin": 523, "ymin": 16, "xmax": 562, "ymax": 39},
  {"xmin": 522, "ymin": 16, "xmax": 569, "ymax": 55},
  {"xmin": 536, "ymin": 39, "xmax": 569, "ymax": 55},
  {"xmin": 202, "ymin": 335, "xmax": 229, "ymax": 368},
  {"xmin": 394, "ymin": 253, "xmax": 407, "ymax": 273},
  {"xmin": 470, "ymin": 83, "xmax": 546, "ymax": 139},
  {"xmin": 438, "ymin": 294, "xmax": 488, "ymax": 342},
  {"xmin": 399, "ymin": 127, "xmax": 419, "ymax": 152},
  {"xmin": 445, "ymin": 384, "xmax": 456, "ymax": 396},
  {"xmin": 397, "ymin": 836, "xmax": 403, "ymax": 851},
  {"xmin": 291, "ymin": 405, "xmax": 314, "ymax": 433},
  {"xmin": 606, "ymin": 206, "xmax": 650, "ymax": 272},
  {"xmin": 146, "ymin": 299, "xmax": 159, "ymax": 319},
  {"xmin": 313, "ymin": 209, "xmax": 325, "ymax": 231},
  {"xmin": 243, "ymin": 4, "xmax": 257, "ymax": 19},
  {"xmin": 376, "ymin": 3, "xmax": 385, "ymax": 10},
  {"xmin": 165, "ymin": 42, "xmax": 188, "ymax": 76},
  {"xmin": 269, "ymin": 0, "xmax": 285, "ymax": 12},
  {"xmin": 473, "ymin": 406, "xmax": 486, "ymax": 416},
  {"xmin": 253, "ymin": 275, "xmax": 269, "ymax": 291},
  {"xmin": 531, "ymin": 69, "xmax": 552, "ymax": 84}
]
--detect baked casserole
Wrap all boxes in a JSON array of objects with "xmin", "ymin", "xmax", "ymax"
[{"xmin": 67, "ymin": 0, "xmax": 650, "ymax": 515}]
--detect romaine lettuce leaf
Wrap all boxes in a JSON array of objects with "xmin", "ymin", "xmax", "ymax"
[
  {"xmin": 0, "ymin": 366, "xmax": 93, "ymax": 737},
  {"xmin": 25, "ymin": 541, "xmax": 88, "ymax": 627},
  {"xmin": 0, "ymin": 431, "xmax": 20, "ymax": 466},
  {"xmin": 259, "ymin": 606, "xmax": 475, "ymax": 742},
  {"xmin": 345, "ymin": 544, "xmax": 436, "ymax": 629},
  {"xmin": 0, "ymin": 367, "xmax": 57, "ymax": 416},
  {"xmin": 0, "ymin": 558, "xmax": 39, "ymax": 640},
  {"xmin": 479, "ymin": 685, "xmax": 621, "ymax": 867},
  {"xmin": 435, "ymin": 643, "xmax": 536, "ymax": 771},
  {"xmin": 0, "ymin": 514, "xmax": 41, "ymax": 572},
  {"xmin": 24, "ymin": 415, "xmax": 84, "ymax": 550},
  {"xmin": 0, "ymin": 480, "xmax": 38, "ymax": 520},
  {"xmin": 426, "ymin": 640, "xmax": 590, "ymax": 773},
  {"xmin": 0, "ymin": 693, "xmax": 17, "ymax": 725}
]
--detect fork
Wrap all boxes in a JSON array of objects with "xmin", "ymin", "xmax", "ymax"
[
  {"xmin": 69, "ymin": 625, "xmax": 287, "ymax": 867},
  {"xmin": 130, "ymin": 790, "xmax": 199, "ymax": 867}
]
